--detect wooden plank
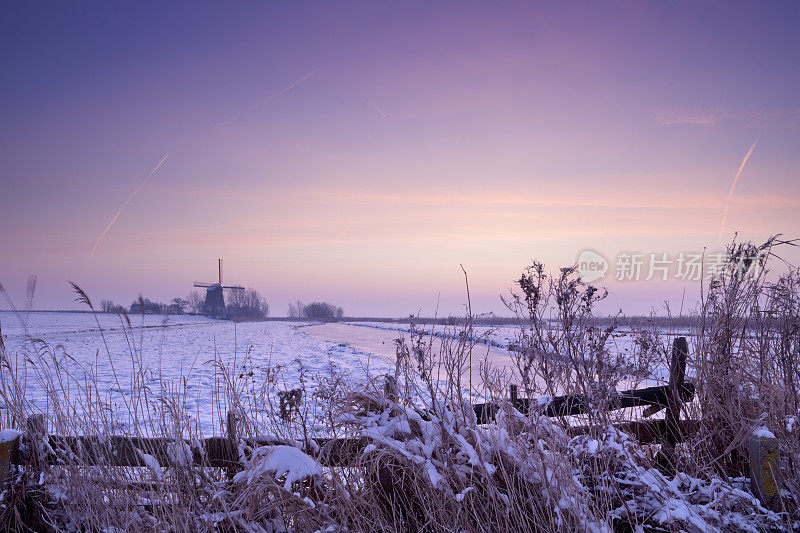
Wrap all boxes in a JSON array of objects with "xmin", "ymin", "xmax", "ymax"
[
  {"xmin": 315, "ymin": 437, "xmax": 369, "ymax": 467},
  {"xmin": 43, "ymin": 435, "xmax": 360, "ymax": 468},
  {"xmin": 569, "ymin": 419, "xmax": 699, "ymax": 445},
  {"xmin": 8, "ymin": 418, "xmax": 701, "ymax": 472},
  {"xmin": 473, "ymin": 382, "xmax": 695, "ymax": 421},
  {"xmin": 3, "ymin": 375, "xmax": 699, "ymax": 472}
]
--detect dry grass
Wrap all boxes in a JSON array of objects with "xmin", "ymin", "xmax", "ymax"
[{"xmin": 0, "ymin": 237, "xmax": 798, "ymax": 531}]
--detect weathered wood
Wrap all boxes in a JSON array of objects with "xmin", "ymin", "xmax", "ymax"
[
  {"xmin": 474, "ymin": 402, "xmax": 500, "ymax": 424},
  {"xmin": 384, "ymin": 375, "xmax": 398, "ymax": 402},
  {"xmin": 316, "ymin": 437, "xmax": 369, "ymax": 467},
  {"xmin": 44, "ymin": 435, "xmax": 240, "ymax": 467},
  {"xmin": 205, "ymin": 436, "xmax": 239, "ymax": 468},
  {"xmin": 6, "ymin": 417, "xmax": 701, "ymax": 474},
  {"xmin": 749, "ymin": 433, "xmax": 781, "ymax": 509},
  {"xmin": 472, "ymin": 382, "xmax": 695, "ymax": 422},
  {"xmin": 0, "ymin": 364, "xmax": 700, "ymax": 473},
  {"xmin": 226, "ymin": 411, "xmax": 240, "ymax": 480},
  {"xmin": 25, "ymin": 414, "xmax": 47, "ymax": 475},
  {"xmin": 226, "ymin": 411, "xmax": 237, "ymax": 444},
  {"xmin": 660, "ymin": 336, "xmax": 689, "ymax": 473},
  {"xmin": 569, "ymin": 419, "xmax": 699, "ymax": 444},
  {"xmin": 44, "ymin": 435, "xmax": 362, "ymax": 468},
  {"xmin": 49, "ymin": 435, "xmax": 212, "ymax": 468},
  {"xmin": 0, "ymin": 431, "xmax": 22, "ymax": 488}
]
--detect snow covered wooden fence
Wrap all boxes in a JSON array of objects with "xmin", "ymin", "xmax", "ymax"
[
  {"xmin": 0, "ymin": 427, "xmax": 367, "ymax": 472},
  {"xmin": 1, "ymin": 338, "xmax": 697, "ymax": 472},
  {"xmin": 1, "ymin": 419, "xmax": 701, "ymax": 472},
  {"xmin": 474, "ymin": 336, "xmax": 694, "ymax": 424},
  {"xmin": 0, "ymin": 336, "xmax": 783, "ymax": 513},
  {"xmin": 472, "ymin": 382, "xmax": 695, "ymax": 422}
]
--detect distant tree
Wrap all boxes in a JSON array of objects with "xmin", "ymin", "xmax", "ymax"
[
  {"xmin": 227, "ymin": 288, "xmax": 270, "ymax": 320},
  {"xmin": 302, "ymin": 301, "xmax": 344, "ymax": 322},
  {"xmin": 288, "ymin": 300, "xmax": 307, "ymax": 318},
  {"xmin": 187, "ymin": 291, "xmax": 204, "ymax": 314},
  {"xmin": 167, "ymin": 297, "xmax": 188, "ymax": 315},
  {"xmin": 130, "ymin": 297, "xmax": 163, "ymax": 314},
  {"xmin": 100, "ymin": 299, "xmax": 125, "ymax": 313}
]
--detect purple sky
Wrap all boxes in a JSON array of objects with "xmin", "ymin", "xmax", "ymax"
[{"xmin": 2, "ymin": 1, "xmax": 799, "ymax": 316}]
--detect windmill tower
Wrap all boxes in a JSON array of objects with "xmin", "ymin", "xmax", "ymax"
[{"xmin": 194, "ymin": 259, "xmax": 244, "ymax": 318}]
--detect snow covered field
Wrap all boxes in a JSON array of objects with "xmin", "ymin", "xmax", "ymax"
[
  {"xmin": 0, "ymin": 312, "xmax": 691, "ymax": 436},
  {"xmin": 344, "ymin": 320, "xmax": 641, "ymax": 352},
  {"xmin": 0, "ymin": 312, "xmax": 397, "ymax": 435},
  {"xmin": 344, "ymin": 320, "xmax": 689, "ymax": 383},
  {"xmin": 0, "ymin": 313, "xmax": 786, "ymax": 532}
]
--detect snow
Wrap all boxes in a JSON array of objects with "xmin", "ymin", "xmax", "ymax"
[
  {"xmin": 586, "ymin": 439, "xmax": 599, "ymax": 455},
  {"xmin": 346, "ymin": 320, "xmax": 682, "ymax": 385},
  {"xmin": 425, "ymin": 459, "xmax": 444, "ymax": 488},
  {"xmin": 752, "ymin": 426, "xmax": 776, "ymax": 439},
  {"xmin": 454, "ymin": 486, "xmax": 473, "ymax": 502},
  {"xmin": 0, "ymin": 428, "xmax": 22, "ymax": 443},
  {"xmin": 47, "ymin": 484, "xmax": 69, "ymax": 502},
  {"xmin": 0, "ymin": 312, "xmax": 395, "ymax": 435},
  {"xmin": 537, "ymin": 395, "xmax": 553, "ymax": 407},
  {"xmin": 654, "ymin": 498, "xmax": 709, "ymax": 531},
  {"xmin": 0, "ymin": 311, "xmax": 687, "ymax": 439},
  {"xmin": 235, "ymin": 445, "xmax": 321, "ymax": 490},
  {"xmin": 0, "ymin": 311, "xmax": 213, "ymax": 339},
  {"xmin": 362, "ymin": 443, "xmax": 377, "ymax": 454},
  {"xmin": 166, "ymin": 441, "xmax": 193, "ymax": 466},
  {"xmin": 0, "ymin": 311, "xmax": 784, "ymax": 531},
  {"xmin": 137, "ymin": 450, "xmax": 162, "ymax": 481}
]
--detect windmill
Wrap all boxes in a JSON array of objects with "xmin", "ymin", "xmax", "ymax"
[{"xmin": 193, "ymin": 259, "xmax": 244, "ymax": 317}]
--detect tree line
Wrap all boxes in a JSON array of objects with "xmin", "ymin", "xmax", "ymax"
[
  {"xmin": 100, "ymin": 287, "xmax": 270, "ymax": 320},
  {"xmin": 99, "ymin": 293, "xmax": 344, "ymax": 321},
  {"xmin": 287, "ymin": 300, "xmax": 344, "ymax": 321}
]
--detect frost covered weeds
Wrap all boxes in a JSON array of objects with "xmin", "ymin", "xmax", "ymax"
[{"xmin": 1, "ymin": 237, "xmax": 799, "ymax": 531}]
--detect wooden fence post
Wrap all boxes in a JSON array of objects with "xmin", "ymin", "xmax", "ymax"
[
  {"xmin": 226, "ymin": 410, "xmax": 240, "ymax": 481},
  {"xmin": 749, "ymin": 432, "xmax": 781, "ymax": 509},
  {"xmin": 0, "ymin": 431, "xmax": 22, "ymax": 489},
  {"xmin": 384, "ymin": 375, "xmax": 398, "ymax": 403},
  {"xmin": 660, "ymin": 336, "xmax": 688, "ymax": 473},
  {"xmin": 25, "ymin": 414, "xmax": 47, "ymax": 478},
  {"xmin": 509, "ymin": 384, "xmax": 518, "ymax": 410}
]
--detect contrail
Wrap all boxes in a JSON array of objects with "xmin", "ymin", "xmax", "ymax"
[
  {"xmin": 364, "ymin": 94, "xmax": 387, "ymax": 118},
  {"xmin": 217, "ymin": 71, "xmax": 315, "ymax": 127},
  {"xmin": 717, "ymin": 140, "xmax": 758, "ymax": 244},
  {"xmin": 90, "ymin": 154, "xmax": 169, "ymax": 258}
]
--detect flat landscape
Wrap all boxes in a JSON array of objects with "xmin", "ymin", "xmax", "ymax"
[
  {"xmin": 3, "ymin": 2, "xmax": 799, "ymax": 529},
  {"xmin": 1, "ymin": 312, "xmax": 397, "ymax": 435},
  {"xmin": 1, "ymin": 311, "xmax": 679, "ymax": 438}
]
